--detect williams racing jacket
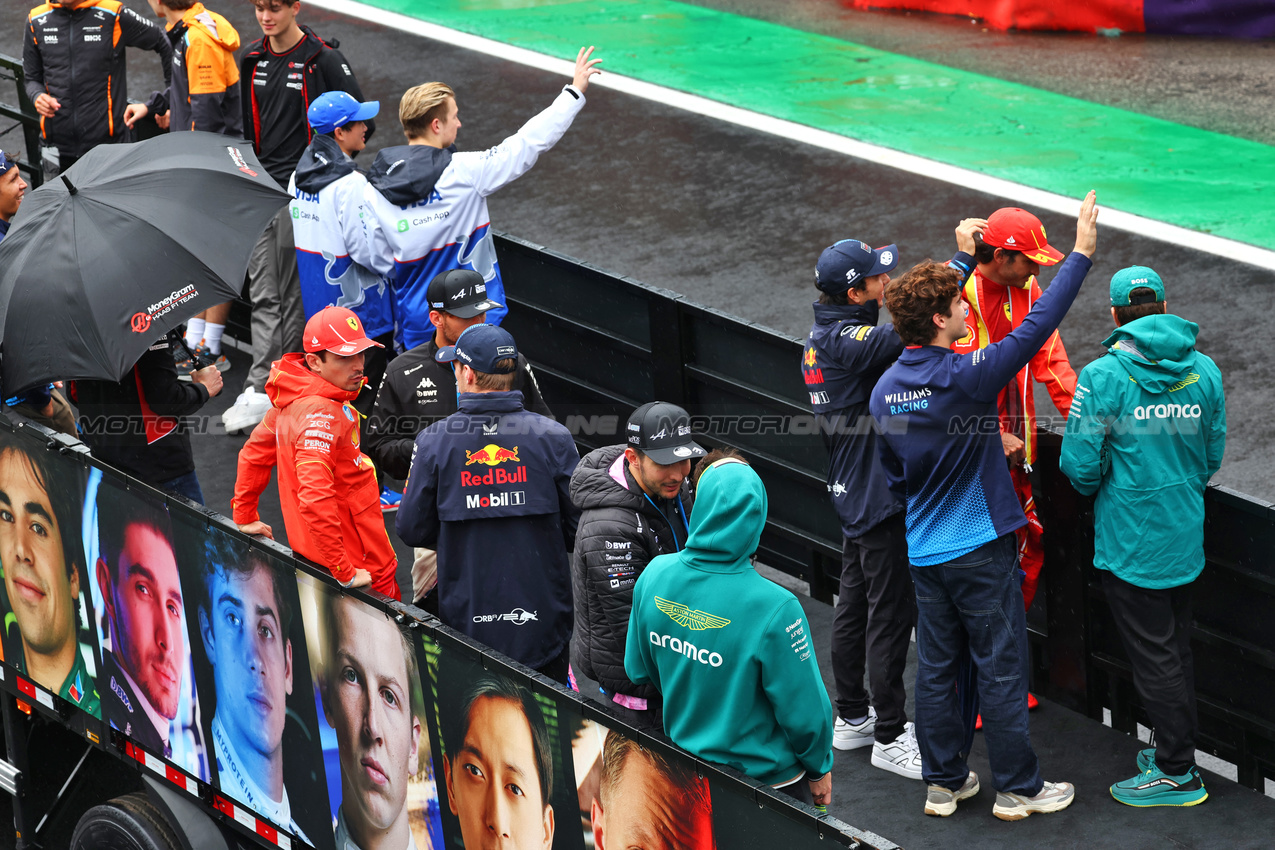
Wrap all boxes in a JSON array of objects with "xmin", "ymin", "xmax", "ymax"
[
  {"xmin": 870, "ymin": 253, "xmax": 1093, "ymax": 566},
  {"xmin": 396, "ymin": 390, "xmax": 580, "ymax": 669},
  {"xmin": 289, "ymin": 133, "xmax": 394, "ymax": 337},
  {"xmin": 363, "ymin": 85, "xmax": 587, "ymax": 350},
  {"xmin": 25, "ymin": 0, "xmax": 173, "ymax": 158}
]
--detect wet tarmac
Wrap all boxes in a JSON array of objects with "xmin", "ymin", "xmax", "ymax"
[{"xmin": 0, "ymin": 3, "xmax": 1269, "ymax": 501}]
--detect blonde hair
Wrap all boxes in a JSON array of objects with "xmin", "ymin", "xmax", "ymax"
[{"xmin": 400, "ymin": 82, "xmax": 456, "ymax": 140}]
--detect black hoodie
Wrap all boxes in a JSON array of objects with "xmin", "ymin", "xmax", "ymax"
[{"xmin": 293, "ymin": 133, "xmax": 356, "ymax": 193}]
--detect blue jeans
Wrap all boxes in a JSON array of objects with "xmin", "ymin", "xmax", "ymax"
[
  {"xmin": 158, "ymin": 470, "xmax": 205, "ymax": 505},
  {"xmin": 911, "ymin": 533, "xmax": 1042, "ymax": 796}
]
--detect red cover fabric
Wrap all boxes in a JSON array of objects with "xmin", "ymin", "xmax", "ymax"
[{"xmin": 847, "ymin": 0, "xmax": 1145, "ymax": 33}]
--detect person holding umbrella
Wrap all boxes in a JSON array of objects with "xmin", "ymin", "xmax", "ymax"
[
  {"xmin": 0, "ymin": 133, "xmax": 290, "ymax": 460},
  {"xmin": 71, "ymin": 336, "xmax": 223, "ymax": 503}
]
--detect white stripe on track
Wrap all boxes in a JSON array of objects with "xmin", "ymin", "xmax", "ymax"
[{"xmin": 310, "ymin": 0, "xmax": 1275, "ymax": 271}]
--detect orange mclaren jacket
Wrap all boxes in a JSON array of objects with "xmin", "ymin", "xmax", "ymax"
[
  {"xmin": 232, "ymin": 354, "xmax": 397, "ymax": 595},
  {"xmin": 952, "ymin": 267, "xmax": 1077, "ymax": 465}
]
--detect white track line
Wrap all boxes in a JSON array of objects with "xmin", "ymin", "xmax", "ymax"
[{"xmin": 311, "ymin": 0, "xmax": 1275, "ymax": 271}]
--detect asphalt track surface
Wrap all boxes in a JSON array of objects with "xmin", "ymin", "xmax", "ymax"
[
  {"xmin": 2, "ymin": 4, "xmax": 1275, "ymax": 848},
  {"xmin": 4, "ymin": 0, "xmax": 1268, "ymax": 498}
]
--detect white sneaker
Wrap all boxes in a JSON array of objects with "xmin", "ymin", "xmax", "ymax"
[
  {"xmin": 222, "ymin": 386, "xmax": 271, "ymax": 434},
  {"xmin": 833, "ymin": 708, "xmax": 877, "ymax": 751},
  {"xmin": 871, "ymin": 721, "xmax": 924, "ymax": 780}
]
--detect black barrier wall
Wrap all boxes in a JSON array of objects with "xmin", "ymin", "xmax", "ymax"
[
  {"xmin": 490, "ymin": 231, "xmax": 1275, "ymax": 795},
  {"xmin": 0, "ymin": 417, "xmax": 880, "ymax": 849}
]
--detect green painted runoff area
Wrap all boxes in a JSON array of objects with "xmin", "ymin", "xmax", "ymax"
[{"xmin": 366, "ymin": 0, "xmax": 1270, "ymax": 249}]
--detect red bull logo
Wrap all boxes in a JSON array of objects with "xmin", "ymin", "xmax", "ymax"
[{"xmin": 465, "ymin": 444, "xmax": 520, "ymax": 466}]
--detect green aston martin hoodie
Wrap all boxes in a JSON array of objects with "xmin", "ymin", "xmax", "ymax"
[
  {"xmin": 625, "ymin": 462, "xmax": 834, "ymax": 785},
  {"xmin": 1061, "ymin": 314, "xmax": 1226, "ymax": 589}
]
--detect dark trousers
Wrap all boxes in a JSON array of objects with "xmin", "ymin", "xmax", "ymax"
[
  {"xmin": 912, "ymin": 534, "xmax": 1042, "ymax": 795},
  {"xmin": 831, "ymin": 513, "xmax": 915, "ymax": 743},
  {"xmin": 1101, "ymin": 571, "xmax": 1197, "ymax": 776},
  {"xmin": 536, "ymin": 644, "xmax": 571, "ymax": 688}
]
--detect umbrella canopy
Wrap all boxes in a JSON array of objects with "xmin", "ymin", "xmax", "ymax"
[{"xmin": 0, "ymin": 132, "xmax": 289, "ymax": 394}]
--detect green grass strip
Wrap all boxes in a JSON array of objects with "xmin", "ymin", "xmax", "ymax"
[{"xmin": 364, "ymin": 0, "xmax": 1270, "ymax": 250}]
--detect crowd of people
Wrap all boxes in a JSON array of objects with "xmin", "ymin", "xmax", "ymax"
[{"xmin": 3, "ymin": 0, "xmax": 1227, "ymax": 829}]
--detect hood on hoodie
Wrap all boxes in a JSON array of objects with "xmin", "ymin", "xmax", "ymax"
[
  {"xmin": 264, "ymin": 353, "xmax": 361, "ymax": 410},
  {"xmin": 683, "ymin": 462, "xmax": 766, "ymax": 570},
  {"xmin": 367, "ymin": 145, "xmax": 453, "ymax": 206},
  {"xmin": 1101, "ymin": 313, "xmax": 1201, "ymax": 394},
  {"xmin": 179, "ymin": 3, "xmax": 240, "ymax": 51},
  {"xmin": 295, "ymin": 134, "xmax": 357, "ymax": 194}
]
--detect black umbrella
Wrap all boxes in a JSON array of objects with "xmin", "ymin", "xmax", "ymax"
[{"xmin": 0, "ymin": 131, "xmax": 289, "ymax": 394}]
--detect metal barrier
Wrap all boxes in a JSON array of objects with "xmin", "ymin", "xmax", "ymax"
[
  {"xmin": 0, "ymin": 53, "xmax": 44, "ymax": 187},
  {"xmin": 493, "ymin": 231, "xmax": 1275, "ymax": 794}
]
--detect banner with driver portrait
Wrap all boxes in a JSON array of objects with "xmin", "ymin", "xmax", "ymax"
[{"xmin": 0, "ymin": 416, "xmax": 870, "ymax": 850}]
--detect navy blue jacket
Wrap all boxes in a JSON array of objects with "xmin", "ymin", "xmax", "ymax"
[
  {"xmin": 396, "ymin": 390, "xmax": 581, "ymax": 669},
  {"xmin": 869, "ymin": 253, "xmax": 1092, "ymax": 566},
  {"xmin": 803, "ymin": 300, "xmax": 905, "ymax": 537}
]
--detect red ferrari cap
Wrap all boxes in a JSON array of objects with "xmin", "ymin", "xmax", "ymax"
[
  {"xmin": 982, "ymin": 208, "xmax": 1065, "ymax": 266},
  {"xmin": 303, "ymin": 306, "xmax": 383, "ymax": 356}
]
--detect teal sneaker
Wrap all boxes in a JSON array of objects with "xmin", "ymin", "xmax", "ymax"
[
  {"xmin": 1111, "ymin": 762, "xmax": 1208, "ymax": 808},
  {"xmin": 1136, "ymin": 748, "xmax": 1156, "ymax": 772}
]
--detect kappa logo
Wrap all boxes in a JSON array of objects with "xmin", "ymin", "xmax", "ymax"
[
  {"xmin": 655, "ymin": 596, "xmax": 731, "ymax": 631},
  {"xmin": 417, "ymin": 377, "xmax": 436, "ymax": 390}
]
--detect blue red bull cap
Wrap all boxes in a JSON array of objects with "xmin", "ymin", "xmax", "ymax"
[
  {"xmin": 815, "ymin": 239, "xmax": 898, "ymax": 294},
  {"xmin": 436, "ymin": 323, "xmax": 519, "ymax": 374},
  {"xmin": 307, "ymin": 91, "xmax": 380, "ymax": 134}
]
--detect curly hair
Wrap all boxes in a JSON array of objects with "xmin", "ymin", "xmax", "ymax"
[{"xmin": 884, "ymin": 261, "xmax": 962, "ymax": 346}]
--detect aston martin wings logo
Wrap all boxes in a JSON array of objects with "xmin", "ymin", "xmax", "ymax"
[{"xmin": 655, "ymin": 597, "xmax": 731, "ymax": 631}]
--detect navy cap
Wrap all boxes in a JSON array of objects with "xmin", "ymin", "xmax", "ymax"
[
  {"xmin": 0, "ymin": 151, "xmax": 15, "ymax": 173},
  {"xmin": 307, "ymin": 91, "xmax": 380, "ymax": 134},
  {"xmin": 815, "ymin": 239, "xmax": 899, "ymax": 294},
  {"xmin": 626, "ymin": 401, "xmax": 706, "ymax": 465},
  {"xmin": 435, "ymin": 323, "xmax": 519, "ymax": 374},
  {"xmin": 427, "ymin": 269, "xmax": 503, "ymax": 319}
]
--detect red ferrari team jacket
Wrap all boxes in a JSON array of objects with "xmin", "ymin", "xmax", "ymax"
[{"xmin": 232, "ymin": 354, "xmax": 397, "ymax": 595}]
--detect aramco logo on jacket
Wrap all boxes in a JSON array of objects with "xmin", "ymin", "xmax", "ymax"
[{"xmin": 651, "ymin": 596, "xmax": 729, "ymax": 667}]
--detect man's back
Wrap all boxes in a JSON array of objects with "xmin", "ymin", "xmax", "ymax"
[
  {"xmin": 1061, "ymin": 313, "xmax": 1225, "ymax": 587},
  {"xmin": 396, "ymin": 390, "xmax": 580, "ymax": 669},
  {"xmin": 363, "ymin": 85, "xmax": 586, "ymax": 349},
  {"xmin": 166, "ymin": 3, "xmax": 242, "ymax": 135},
  {"xmin": 625, "ymin": 462, "xmax": 833, "ymax": 787}
]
